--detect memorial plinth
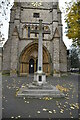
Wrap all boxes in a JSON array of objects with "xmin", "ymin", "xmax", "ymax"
[
  {"xmin": 17, "ymin": 20, "xmax": 65, "ymax": 98},
  {"xmin": 34, "ymin": 72, "xmax": 46, "ymax": 86},
  {"xmin": 17, "ymin": 82, "xmax": 65, "ymax": 98}
]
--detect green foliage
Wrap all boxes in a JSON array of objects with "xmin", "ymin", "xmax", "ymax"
[
  {"xmin": 69, "ymin": 45, "xmax": 80, "ymax": 68},
  {"xmin": 65, "ymin": 1, "xmax": 80, "ymax": 47}
]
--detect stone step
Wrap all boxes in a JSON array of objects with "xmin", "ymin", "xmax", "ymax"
[
  {"xmin": 22, "ymin": 90, "xmax": 60, "ymax": 94},
  {"xmin": 17, "ymin": 93, "xmax": 64, "ymax": 98},
  {"xmin": 17, "ymin": 83, "xmax": 65, "ymax": 98},
  {"xmin": 17, "ymin": 89, "xmax": 65, "ymax": 98}
]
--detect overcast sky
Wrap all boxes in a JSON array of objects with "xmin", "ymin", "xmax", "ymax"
[{"xmin": 0, "ymin": 0, "xmax": 72, "ymax": 49}]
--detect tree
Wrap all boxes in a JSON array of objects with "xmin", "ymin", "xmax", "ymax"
[
  {"xmin": 65, "ymin": 1, "xmax": 80, "ymax": 47},
  {"xmin": 0, "ymin": 0, "xmax": 13, "ymax": 46},
  {"xmin": 69, "ymin": 45, "xmax": 80, "ymax": 70}
]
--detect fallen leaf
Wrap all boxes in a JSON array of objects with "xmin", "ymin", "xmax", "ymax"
[
  {"xmin": 23, "ymin": 97, "xmax": 25, "ymax": 100},
  {"xmin": 70, "ymin": 106, "xmax": 75, "ymax": 110},
  {"xmin": 22, "ymin": 85, "xmax": 25, "ymax": 88},
  {"xmin": 43, "ymin": 97, "xmax": 49, "ymax": 100},
  {"xmin": 65, "ymin": 97, "xmax": 69, "ymax": 100},
  {"xmin": 29, "ymin": 115, "xmax": 31, "ymax": 117},
  {"xmin": 43, "ymin": 108, "xmax": 47, "ymax": 111},
  {"xmin": 56, "ymin": 101, "xmax": 58, "ymax": 104},
  {"xmin": 27, "ymin": 101, "xmax": 29, "ymax": 104},
  {"xmin": 53, "ymin": 110, "xmax": 56, "ymax": 113},
  {"xmin": 60, "ymin": 111, "xmax": 63, "ymax": 114},
  {"xmin": 11, "ymin": 116, "xmax": 14, "ymax": 118},
  {"xmin": 37, "ymin": 111, "xmax": 40, "ymax": 114},
  {"xmin": 64, "ymin": 105, "xmax": 66, "ymax": 108},
  {"xmin": 65, "ymin": 102, "xmax": 68, "ymax": 104},
  {"xmin": 3, "ymin": 97, "xmax": 5, "ymax": 99},
  {"xmin": 59, "ymin": 103, "xmax": 62, "ymax": 105},
  {"xmin": 49, "ymin": 98, "xmax": 52, "ymax": 100},
  {"xmin": 6, "ymin": 86, "xmax": 9, "ymax": 88},
  {"xmin": 56, "ymin": 85, "xmax": 69, "ymax": 92},
  {"xmin": 70, "ymin": 112, "xmax": 72, "ymax": 115},
  {"xmin": 58, "ymin": 105, "xmax": 60, "ymax": 108},
  {"xmin": 8, "ymin": 87, "xmax": 11, "ymax": 89},
  {"xmin": 49, "ymin": 111, "xmax": 52, "ymax": 114},
  {"xmin": 60, "ymin": 109, "xmax": 64, "ymax": 114},
  {"xmin": 71, "ymin": 116, "xmax": 73, "ymax": 118}
]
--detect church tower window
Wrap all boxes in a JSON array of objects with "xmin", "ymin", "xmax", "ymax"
[
  {"xmin": 42, "ymin": 27, "xmax": 44, "ymax": 38},
  {"xmin": 33, "ymin": 13, "xmax": 39, "ymax": 18},
  {"xmin": 28, "ymin": 26, "xmax": 30, "ymax": 37},
  {"xmin": 35, "ymin": 26, "xmax": 37, "ymax": 37}
]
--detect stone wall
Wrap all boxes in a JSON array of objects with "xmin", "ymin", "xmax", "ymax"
[
  {"xmin": 21, "ymin": 9, "xmax": 52, "ymax": 23},
  {"xmin": 60, "ymin": 41, "xmax": 67, "ymax": 73},
  {"xmin": 10, "ymin": 27, "xmax": 19, "ymax": 76},
  {"xmin": 2, "ymin": 40, "xmax": 11, "ymax": 73},
  {"xmin": 19, "ymin": 40, "xmax": 33, "ymax": 56},
  {"xmin": 53, "ymin": 28, "xmax": 60, "ymax": 77}
]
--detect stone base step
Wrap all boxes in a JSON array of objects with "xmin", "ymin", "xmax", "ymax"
[
  {"xmin": 22, "ymin": 90, "xmax": 62, "ymax": 94},
  {"xmin": 17, "ymin": 83, "xmax": 65, "ymax": 98},
  {"xmin": 17, "ymin": 93, "xmax": 64, "ymax": 98}
]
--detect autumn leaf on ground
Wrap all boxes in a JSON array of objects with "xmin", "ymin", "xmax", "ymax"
[
  {"xmin": 18, "ymin": 115, "xmax": 21, "ymax": 118},
  {"xmin": 70, "ymin": 103, "xmax": 79, "ymax": 109},
  {"xmin": 27, "ymin": 101, "xmax": 29, "ymax": 104},
  {"xmin": 60, "ymin": 109, "xmax": 64, "ymax": 114},
  {"xmin": 56, "ymin": 85, "xmax": 69, "ymax": 92},
  {"xmin": 43, "ymin": 97, "xmax": 51, "ymax": 100},
  {"xmin": 53, "ymin": 110, "xmax": 56, "ymax": 113},
  {"xmin": 11, "ymin": 116, "xmax": 14, "ymax": 118},
  {"xmin": 49, "ymin": 111, "xmax": 52, "ymax": 114},
  {"xmin": 43, "ymin": 108, "xmax": 48, "ymax": 112},
  {"xmin": 15, "ymin": 89, "xmax": 20, "ymax": 96},
  {"xmin": 37, "ymin": 111, "xmax": 40, "ymax": 114}
]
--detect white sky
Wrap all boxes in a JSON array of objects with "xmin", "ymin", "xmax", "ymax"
[
  {"xmin": 0, "ymin": 0, "xmax": 72, "ymax": 49},
  {"xmin": 59, "ymin": 0, "xmax": 72, "ymax": 49}
]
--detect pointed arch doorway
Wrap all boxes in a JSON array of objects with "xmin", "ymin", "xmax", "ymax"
[
  {"xmin": 19, "ymin": 43, "xmax": 51, "ymax": 76},
  {"xmin": 29, "ymin": 59, "xmax": 34, "ymax": 74}
]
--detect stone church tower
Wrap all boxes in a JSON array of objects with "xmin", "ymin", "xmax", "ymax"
[{"xmin": 2, "ymin": 1, "xmax": 67, "ymax": 77}]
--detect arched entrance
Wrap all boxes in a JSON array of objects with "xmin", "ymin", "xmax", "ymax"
[
  {"xmin": 29, "ymin": 59, "xmax": 34, "ymax": 74},
  {"xmin": 19, "ymin": 42, "xmax": 51, "ymax": 76}
]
